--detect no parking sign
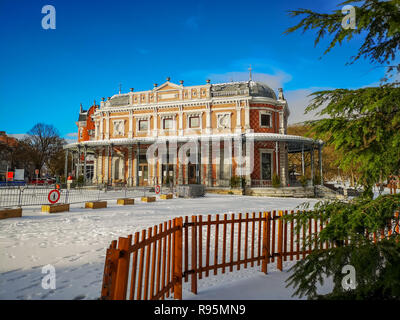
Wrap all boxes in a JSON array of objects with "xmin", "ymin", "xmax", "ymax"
[
  {"xmin": 155, "ymin": 185, "xmax": 161, "ymax": 195},
  {"xmin": 48, "ymin": 189, "xmax": 60, "ymax": 204}
]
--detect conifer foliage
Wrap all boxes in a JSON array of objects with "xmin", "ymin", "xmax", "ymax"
[
  {"xmin": 285, "ymin": 195, "xmax": 400, "ymax": 300},
  {"xmin": 284, "ymin": 0, "xmax": 400, "ymax": 299}
]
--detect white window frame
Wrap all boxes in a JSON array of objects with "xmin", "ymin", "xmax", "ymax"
[
  {"xmin": 135, "ymin": 116, "xmax": 151, "ymax": 134},
  {"xmin": 259, "ymin": 110, "xmax": 272, "ymax": 128},
  {"xmin": 259, "ymin": 149, "xmax": 274, "ymax": 180},
  {"xmin": 160, "ymin": 114, "xmax": 176, "ymax": 132},
  {"xmin": 186, "ymin": 112, "xmax": 203, "ymax": 129},
  {"xmin": 189, "ymin": 115, "xmax": 200, "ymax": 128},
  {"xmin": 163, "ymin": 118, "xmax": 173, "ymax": 130}
]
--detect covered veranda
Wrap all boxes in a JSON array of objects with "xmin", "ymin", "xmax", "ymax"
[{"xmin": 63, "ymin": 133, "xmax": 324, "ymax": 189}]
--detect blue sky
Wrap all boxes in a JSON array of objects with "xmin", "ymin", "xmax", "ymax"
[{"xmin": 0, "ymin": 0, "xmax": 387, "ymax": 141}]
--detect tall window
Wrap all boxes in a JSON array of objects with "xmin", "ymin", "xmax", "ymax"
[
  {"xmin": 163, "ymin": 118, "xmax": 173, "ymax": 130},
  {"xmin": 261, "ymin": 152, "xmax": 272, "ymax": 180},
  {"xmin": 189, "ymin": 116, "xmax": 200, "ymax": 128},
  {"xmin": 260, "ymin": 113, "xmax": 271, "ymax": 128}
]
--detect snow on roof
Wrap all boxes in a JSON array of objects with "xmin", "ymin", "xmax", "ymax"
[{"xmin": 64, "ymin": 133, "xmax": 323, "ymax": 149}]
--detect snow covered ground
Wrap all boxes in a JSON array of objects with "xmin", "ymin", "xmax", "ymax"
[{"xmin": 1, "ymin": 193, "xmax": 330, "ymax": 300}]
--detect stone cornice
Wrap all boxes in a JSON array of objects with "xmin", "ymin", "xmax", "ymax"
[{"xmin": 93, "ymin": 96, "xmax": 256, "ymax": 116}]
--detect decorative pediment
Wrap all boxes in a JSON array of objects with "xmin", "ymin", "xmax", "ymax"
[{"xmin": 154, "ymin": 81, "xmax": 182, "ymax": 92}]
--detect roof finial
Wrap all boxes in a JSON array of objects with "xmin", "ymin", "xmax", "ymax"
[
  {"xmin": 80, "ymin": 103, "xmax": 83, "ymax": 113},
  {"xmin": 249, "ymin": 65, "xmax": 252, "ymax": 81},
  {"xmin": 119, "ymin": 83, "xmax": 122, "ymax": 94},
  {"xmin": 278, "ymin": 88, "xmax": 285, "ymax": 100}
]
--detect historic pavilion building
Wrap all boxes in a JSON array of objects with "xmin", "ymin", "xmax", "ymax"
[{"xmin": 64, "ymin": 77, "xmax": 323, "ymax": 189}]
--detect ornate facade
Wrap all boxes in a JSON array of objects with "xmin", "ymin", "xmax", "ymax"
[{"xmin": 65, "ymin": 78, "xmax": 323, "ymax": 187}]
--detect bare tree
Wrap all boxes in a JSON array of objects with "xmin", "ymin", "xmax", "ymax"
[{"xmin": 24, "ymin": 123, "xmax": 66, "ymax": 175}]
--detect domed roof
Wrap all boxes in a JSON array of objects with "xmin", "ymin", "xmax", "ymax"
[
  {"xmin": 248, "ymin": 81, "xmax": 277, "ymax": 100},
  {"xmin": 210, "ymin": 80, "xmax": 277, "ymax": 100}
]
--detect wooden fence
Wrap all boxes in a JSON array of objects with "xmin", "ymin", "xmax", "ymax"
[{"xmin": 100, "ymin": 210, "xmax": 400, "ymax": 300}]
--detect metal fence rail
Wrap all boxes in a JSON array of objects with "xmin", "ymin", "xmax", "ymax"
[{"xmin": 0, "ymin": 185, "xmax": 160, "ymax": 208}]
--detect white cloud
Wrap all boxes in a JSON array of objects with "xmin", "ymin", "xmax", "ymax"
[
  {"xmin": 207, "ymin": 70, "xmax": 326, "ymax": 124},
  {"xmin": 285, "ymin": 88, "xmax": 330, "ymax": 125}
]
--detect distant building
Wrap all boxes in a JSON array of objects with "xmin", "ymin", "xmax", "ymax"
[
  {"xmin": 65, "ymin": 78, "xmax": 323, "ymax": 187},
  {"xmin": 0, "ymin": 131, "xmax": 19, "ymax": 181}
]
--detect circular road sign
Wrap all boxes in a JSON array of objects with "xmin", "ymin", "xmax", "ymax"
[
  {"xmin": 155, "ymin": 185, "xmax": 161, "ymax": 194},
  {"xmin": 48, "ymin": 189, "xmax": 61, "ymax": 204}
]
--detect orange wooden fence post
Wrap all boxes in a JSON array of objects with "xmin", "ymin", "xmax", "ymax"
[
  {"xmin": 101, "ymin": 240, "xmax": 118, "ymax": 300},
  {"xmin": 161, "ymin": 222, "xmax": 167, "ymax": 300},
  {"xmin": 261, "ymin": 212, "xmax": 270, "ymax": 274},
  {"xmin": 257, "ymin": 212, "xmax": 262, "ymax": 266},
  {"xmin": 198, "ymin": 215, "xmax": 203, "ymax": 280},
  {"xmin": 277, "ymin": 211, "xmax": 283, "ymax": 271},
  {"xmin": 184, "ymin": 216, "xmax": 189, "ymax": 282},
  {"xmin": 283, "ymin": 210, "xmax": 287, "ymax": 261},
  {"xmin": 129, "ymin": 232, "xmax": 140, "ymax": 300},
  {"xmin": 290, "ymin": 210, "xmax": 294, "ymax": 261},
  {"xmin": 137, "ymin": 230, "xmax": 146, "ymax": 300},
  {"xmin": 205, "ymin": 215, "xmax": 211, "ymax": 277},
  {"xmin": 173, "ymin": 217, "xmax": 183, "ymax": 300},
  {"xmin": 143, "ymin": 228, "xmax": 152, "ymax": 300},
  {"xmin": 230, "ymin": 213, "xmax": 235, "ymax": 272},
  {"xmin": 113, "ymin": 236, "xmax": 132, "ymax": 300},
  {"xmin": 156, "ymin": 224, "xmax": 163, "ymax": 299},
  {"xmin": 150, "ymin": 226, "xmax": 158, "ymax": 299},
  {"xmin": 271, "ymin": 211, "xmax": 276, "ymax": 262},
  {"xmin": 191, "ymin": 216, "xmax": 198, "ymax": 294},
  {"xmin": 237, "ymin": 213, "xmax": 242, "ymax": 271},
  {"xmin": 214, "ymin": 214, "xmax": 220, "ymax": 275},
  {"xmin": 166, "ymin": 221, "xmax": 172, "ymax": 298},
  {"xmin": 222, "ymin": 214, "xmax": 227, "ymax": 274},
  {"xmin": 302, "ymin": 213, "xmax": 307, "ymax": 259},
  {"xmin": 244, "ymin": 213, "xmax": 249, "ymax": 268},
  {"xmin": 251, "ymin": 212, "xmax": 255, "ymax": 267}
]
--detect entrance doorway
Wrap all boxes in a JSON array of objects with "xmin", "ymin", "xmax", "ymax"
[
  {"xmin": 138, "ymin": 154, "xmax": 148, "ymax": 186},
  {"xmin": 162, "ymin": 164, "xmax": 174, "ymax": 185},
  {"xmin": 188, "ymin": 164, "xmax": 197, "ymax": 184},
  {"xmin": 138, "ymin": 164, "xmax": 148, "ymax": 186},
  {"xmin": 260, "ymin": 151, "xmax": 272, "ymax": 180}
]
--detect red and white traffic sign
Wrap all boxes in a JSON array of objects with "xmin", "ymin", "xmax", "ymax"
[
  {"xmin": 155, "ymin": 185, "xmax": 161, "ymax": 194},
  {"xmin": 48, "ymin": 189, "xmax": 61, "ymax": 204}
]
